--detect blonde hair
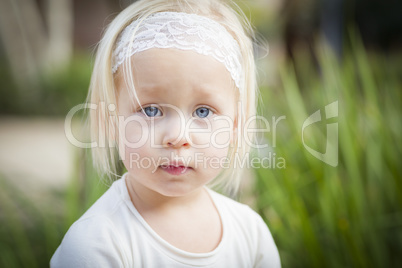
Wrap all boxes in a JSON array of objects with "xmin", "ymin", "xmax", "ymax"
[{"xmin": 88, "ymin": 0, "xmax": 257, "ymax": 195}]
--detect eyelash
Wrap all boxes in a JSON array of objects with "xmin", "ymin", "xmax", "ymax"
[{"xmin": 138, "ymin": 105, "xmax": 215, "ymax": 118}]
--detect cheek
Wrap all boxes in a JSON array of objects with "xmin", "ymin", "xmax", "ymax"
[
  {"xmin": 120, "ymin": 116, "xmax": 148, "ymax": 144},
  {"xmin": 122, "ymin": 145, "xmax": 156, "ymax": 173},
  {"xmin": 209, "ymin": 117, "xmax": 234, "ymax": 149},
  {"xmin": 117, "ymin": 116, "xmax": 152, "ymax": 164},
  {"xmin": 188, "ymin": 117, "xmax": 234, "ymax": 148},
  {"xmin": 187, "ymin": 120, "xmax": 211, "ymax": 146},
  {"xmin": 212, "ymin": 131, "xmax": 231, "ymax": 148}
]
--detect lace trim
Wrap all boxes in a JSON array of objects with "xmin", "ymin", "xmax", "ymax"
[{"xmin": 112, "ymin": 12, "xmax": 243, "ymax": 89}]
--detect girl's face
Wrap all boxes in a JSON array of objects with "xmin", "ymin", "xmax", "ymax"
[{"xmin": 116, "ymin": 48, "xmax": 237, "ymax": 197}]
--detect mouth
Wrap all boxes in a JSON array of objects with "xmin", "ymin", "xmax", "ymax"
[{"xmin": 160, "ymin": 165, "xmax": 192, "ymax": 175}]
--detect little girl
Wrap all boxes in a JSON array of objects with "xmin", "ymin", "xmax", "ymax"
[{"xmin": 51, "ymin": 0, "xmax": 280, "ymax": 267}]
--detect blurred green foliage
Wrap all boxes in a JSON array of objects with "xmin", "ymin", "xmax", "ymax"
[
  {"xmin": 254, "ymin": 33, "xmax": 402, "ymax": 267},
  {"xmin": 0, "ymin": 55, "xmax": 91, "ymax": 116}
]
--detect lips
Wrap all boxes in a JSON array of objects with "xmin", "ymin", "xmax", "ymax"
[{"xmin": 160, "ymin": 165, "xmax": 191, "ymax": 175}]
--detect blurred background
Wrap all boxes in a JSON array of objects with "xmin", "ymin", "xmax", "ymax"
[{"xmin": 0, "ymin": 0, "xmax": 401, "ymax": 267}]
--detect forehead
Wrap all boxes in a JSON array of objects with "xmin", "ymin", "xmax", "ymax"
[{"xmin": 116, "ymin": 48, "xmax": 237, "ymax": 103}]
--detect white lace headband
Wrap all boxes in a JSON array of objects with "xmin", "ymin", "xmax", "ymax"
[{"xmin": 112, "ymin": 11, "xmax": 243, "ymax": 89}]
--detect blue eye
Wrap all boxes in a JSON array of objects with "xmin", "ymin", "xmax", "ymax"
[
  {"xmin": 194, "ymin": 107, "xmax": 211, "ymax": 118},
  {"xmin": 143, "ymin": 106, "xmax": 161, "ymax": 117}
]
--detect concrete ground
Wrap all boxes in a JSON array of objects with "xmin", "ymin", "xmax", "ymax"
[{"xmin": 0, "ymin": 116, "xmax": 74, "ymax": 201}]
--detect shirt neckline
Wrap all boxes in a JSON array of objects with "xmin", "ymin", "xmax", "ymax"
[{"xmin": 117, "ymin": 173, "xmax": 227, "ymax": 266}]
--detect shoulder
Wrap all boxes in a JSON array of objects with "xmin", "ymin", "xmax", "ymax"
[
  {"xmin": 51, "ymin": 179, "xmax": 131, "ymax": 268},
  {"xmin": 209, "ymin": 189, "xmax": 281, "ymax": 267},
  {"xmin": 50, "ymin": 216, "xmax": 125, "ymax": 267},
  {"xmin": 80, "ymin": 178, "xmax": 127, "ymax": 219}
]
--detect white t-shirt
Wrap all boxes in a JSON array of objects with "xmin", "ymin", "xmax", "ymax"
[{"xmin": 51, "ymin": 174, "xmax": 281, "ymax": 267}]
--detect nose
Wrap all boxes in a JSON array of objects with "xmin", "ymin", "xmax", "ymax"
[
  {"xmin": 162, "ymin": 116, "xmax": 191, "ymax": 149},
  {"xmin": 165, "ymin": 139, "xmax": 190, "ymax": 149}
]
